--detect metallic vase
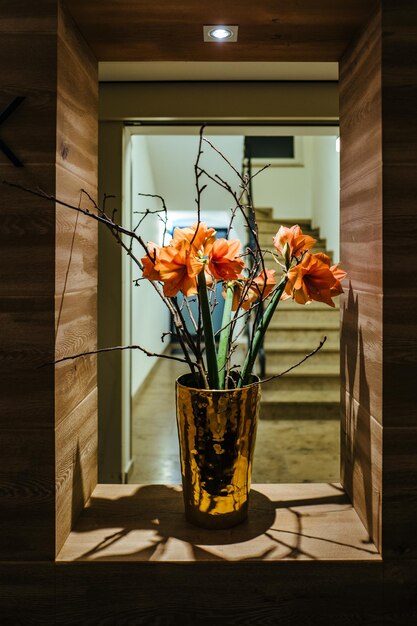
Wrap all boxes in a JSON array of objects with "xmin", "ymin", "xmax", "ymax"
[{"xmin": 175, "ymin": 373, "xmax": 260, "ymax": 529}]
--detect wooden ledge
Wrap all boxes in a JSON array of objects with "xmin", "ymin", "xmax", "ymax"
[{"xmin": 57, "ymin": 483, "xmax": 380, "ymax": 563}]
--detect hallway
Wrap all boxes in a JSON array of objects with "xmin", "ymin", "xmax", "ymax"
[{"xmin": 131, "ymin": 353, "xmax": 340, "ymax": 485}]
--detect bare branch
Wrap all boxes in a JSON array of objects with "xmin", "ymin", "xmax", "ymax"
[{"xmin": 48, "ymin": 344, "xmax": 194, "ymax": 367}]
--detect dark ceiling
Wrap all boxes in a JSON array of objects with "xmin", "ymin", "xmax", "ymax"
[{"xmin": 66, "ymin": 0, "xmax": 378, "ymax": 63}]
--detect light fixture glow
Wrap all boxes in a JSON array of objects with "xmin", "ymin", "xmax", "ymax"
[
  {"xmin": 209, "ymin": 27, "xmax": 233, "ymax": 40},
  {"xmin": 336, "ymin": 136, "xmax": 341, "ymax": 153},
  {"xmin": 203, "ymin": 25, "xmax": 238, "ymax": 43}
]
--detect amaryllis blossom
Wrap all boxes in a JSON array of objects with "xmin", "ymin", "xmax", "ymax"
[
  {"xmin": 208, "ymin": 238, "xmax": 245, "ymax": 281},
  {"xmin": 141, "ymin": 242, "xmax": 161, "ymax": 281},
  {"xmin": 252, "ymin": 268, "xmax": 277, "ymax": 299},
  {"xmin": 273, "ymin": 225, "xmax": 316, "ymax": 262},
  {"xmin": 225, "ymin": 268, "xmax": 277, "ymax": 311},
  {"xmin": 172, "ymin": 222, "xmax": 216, "ymax": 254},
  {"xmin": 314, "ymin": 253, "xmax": 347, "ymax": 297},
  {"xmin": 284, "ymin": 252, "xmax": 345, "ymax": 307},
  {"xmin": 153, "ymin": 240, "xmax": 199, "ymax": 297}
]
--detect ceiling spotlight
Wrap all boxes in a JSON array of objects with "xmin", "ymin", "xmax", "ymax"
[{"xmin": 203, "ymin": 25, "xmax": 238, "ymax": 42}]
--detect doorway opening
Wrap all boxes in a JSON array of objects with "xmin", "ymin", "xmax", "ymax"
[{"xmin": 119, "ymin": 123, "xmax": 340, "ymax": 484}]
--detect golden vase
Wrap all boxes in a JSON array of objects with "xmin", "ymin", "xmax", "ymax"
[{"xmin": 175, "ymin": 373, "xmax": 260, "ymax": 529}]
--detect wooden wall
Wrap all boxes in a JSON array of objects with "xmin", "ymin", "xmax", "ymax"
[
  {"xmin": 339, "ymin": 6, "xmax": 383, "ymax": 551},
  {"xmin": 381, "ymin": 0, "xmax": 417, "ymax": 559},
  {"xmin": 0, "ymin": 0, "xmax": 97, "ymax": 560},
  {"xmin": 1, "ymin": 0, "xmax": 417, "ymax": 623},
  {"xmin": 0, "ymin": 0, "xmax": 58, "ymax": 561},
  {"xmin": 340, "ymin": 0, "xmax": 417, "ymax": 561},
  {"xmin": 55, "ymin": 2, "xmax": 98, "ymax": 555}
]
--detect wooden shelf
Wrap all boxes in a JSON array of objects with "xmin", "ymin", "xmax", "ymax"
[{"xmin": 57, "ymin": 483, "xmax": 380, "ymax": 563}]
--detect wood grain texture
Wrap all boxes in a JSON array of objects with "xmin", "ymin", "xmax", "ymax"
[
  {"xmin": 54, "ymin": 0, "xmax": 98, "ymax": 556},
  {"xmin": 65, "ymin": 0, "xmax": 378, "ymax": 62},
  {"xmin": 57, "ymin": 483, "xmax": 380, "ymax": 562},
  {"xmin": 341, "ymin": 392, "xmax": 382, "ymax": 549},
  {"xmin": 0, "ymin": 0, "xmax": 98, "ymax": 561},
  {"xmin": 380, "ymin": 0, "xmax": 417, "ymax": 558},
  {"xmin": 54, "ymin": 560, "xmax": 384, "ymax": 626},
  {"xmin": 0, "ymin": 0, "xmax": 59, "ymax": 562},
  {"xmin": 340, "ymin": 288, "xmax": 383, "ymax": 424},
  {"xmin": 382, "ymin": 427, "xmax": 417, "ymax": 559},
  {"xmin": 0, "ymin": 563, "xmax": 55, "ymax": 625},
  {"xmin": 0, "ymin": 429, "xmax": 55, "ymax": 560},
  {"xmin": 4, "ymin": 559, "xmax": 417, "ymax": 625},
  {"xmin": 339, "ymin": 6, "xmax": 384, "ymax": 552},
  {"xmin": 339, "ymin": 170, "xmax": 382, "ymax": 295},
  {"xmin": 56, "ymin": 389, "xmax": 97, "ymax": 554}
]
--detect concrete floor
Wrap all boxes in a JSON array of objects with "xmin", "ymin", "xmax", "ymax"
[{"xmin": 130, "ymin": 355, "xmax": 340, "ymax": 485}]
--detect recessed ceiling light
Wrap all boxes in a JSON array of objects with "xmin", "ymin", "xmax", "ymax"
[{"xmin": 203, "ymin": 25, "xmax": 238, "ymax": 43}]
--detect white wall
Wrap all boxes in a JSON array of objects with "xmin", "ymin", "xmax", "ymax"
[
  {"xmin": 251, "ymin": 138, "xmax": 312, "ymax": 219},
  {"xmin": 146, "ymin": 135, "xmax": 245, "ymax": 236},
  {"xmin": 251, "ymin": 135, "xmax": 339, "ymax": 260},
  {"xmin": 308, "ymin": 136, "xmax": 340, "ymax": 262},
  {"xmin": 131, "ymin": 136, "xmax": 170, "ymax": 398}
]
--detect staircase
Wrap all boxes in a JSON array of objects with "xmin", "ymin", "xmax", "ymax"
[{"xmin": 255, "ymin": 208, "xmax": 340, "ymax": 420}]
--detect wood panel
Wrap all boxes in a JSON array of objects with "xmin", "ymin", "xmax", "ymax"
[
  {"xmin": 0, "ymin": 429, "xmax": 55, "ymax": 560},
  {"xmin": 380, "ymin": 0, "xmax": 417, "ymax": 558},
  {"xmin": 0, "ymin": 563, "xmax": 55, "ymax": 625},
  {"xmin": 340, "ymin": 392, "xmax": 382, "ymax": 548},
  {"xmin": 339, "ymin": 6, "xmax": 383, "ymax": 550},
  {"xmin": 66, "ymin": 0, "xmax": 378, "ymax": 62},
  {"xmin": 340, "ymin": 288, "xmax": 383, "ymax": 423},
  {"xmin": 54, "ymin": 561, "xmax": 384, "ymax": 625},
  {"xmin": 57, "ymin": 483, "xmax": 380, "ymax": 562},
  {"xmin": 0, "ymin": 0, "xmax": 59, "ymax": 561},
  {"xmin": 55, "ymin": 389, "xmax": 97, "ymax": 553},
  {"xmin": 0, "ymin": 0, "xmax": 98, "ymax": 561},
  {"xmin": 54, "ymin": 0, "xmax": 98, "ymax": 555}
]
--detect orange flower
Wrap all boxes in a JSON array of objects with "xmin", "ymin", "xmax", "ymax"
[
  {"xmin": 173, "ymin": 222, "xmax": 217, "ymax": 276},
  {"xmin": 252, "ymin": 268, "xmax": 277, "ymax": 299},
  {"xmin": 208, "ymin": 238, "xmax": 245, "ymax": 281},
  {"xmin": 141, "ymin": 242, "xmax": 161, "ymax": 281},
  {"xmin": 273, "ymin": 225, "xmax": 316, "ymax": 262},
  {"xmin": 224, "ymin": 269, "xmax": 277, "ymax": 311},
  {"xmin": 156, "ymin": 240, "xmax": 198, "ymax": 297},
  {"xmin": 314, "ymin": 253, "xmax": 348, "ymax": 297},
  {"xmin": 284, "ymin": 252, "xmax": 345, "ymax": 307}
]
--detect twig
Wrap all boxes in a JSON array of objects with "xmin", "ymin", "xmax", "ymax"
[
  {"xmin": 136, "ymin": 193, "xmax": 168, "ymax": 243},
  {"xmin": 47, "ymin": 344, "xmax": 194, "ymax": 366},
  {"xmin": 259, "ymin": 337, "xmax": 327, "ymax": 384},
  {"xmin": 190, "ymin": 124, "xmax": 206, "ymax": 247}
]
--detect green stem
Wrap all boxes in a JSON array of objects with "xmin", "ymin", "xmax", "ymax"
[
  {"xmin": 198, "ymin": 270, "xmax": 219, "ymax": 389},
  {"xmin": 217, "ymin": 283, "xmax": 234, "ymax": 389},
  {"xmin": 238, "ymin": 277, "xmax": 288, "ymax": 387}
]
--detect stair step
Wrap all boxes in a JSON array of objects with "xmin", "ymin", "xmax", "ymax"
[
  {"xmin": 265, "ymin": 358, "xmax": 339, "ymax": 374},
  {"xmin": 256, "ymin": 218, "xmax": 319, "ymax": 237},
  {"xmin": 255, "ymin": 207, "xmax": 273, "ymax": 219},
  {"xmin": 270, "ymin": 311, "xmax": 340, "ymax": 329},
  {"xmin": 277, "ymin": 299, "xmax": 339, "ymax": 311},
  {"xmin": 265, "ymin": 331, "xmax": 339, "ymax": 349},
  {"xmin": 262, "ymin": 388, "xmax": 340, "ymax": 403},
  {"xmin": 265, "ymin": 347, "xmax": 339, "ymax": 371},
  {"xmin": 260, "ymin": 397, "xmax": 340, "ymax": 420},
  {"xmin": 261, "ymin": 373, "xmax": 340, "ymax": 392}
]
